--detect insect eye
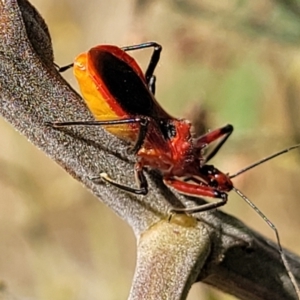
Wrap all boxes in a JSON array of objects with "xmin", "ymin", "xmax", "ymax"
[{"xmin": 205, "ymin": 165, "xmax": 215, "ymax": 175}]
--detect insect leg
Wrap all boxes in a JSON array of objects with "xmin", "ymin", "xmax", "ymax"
[
  {"xmin": 121, "ymin": 42, "xmax": 162, "ymax": 93},
  {"xmin": 47, "ymin": 117, "xmax": 151, "ymax": 154},
  {"xmin": 195, "ymin": 124, "xmax": 234, "ymax": 163},
  {"xmin": 147, "ymin": 74, "xmax": 156, "ymax": 95},
  {"xmin": 56, "ymin": 42, "xmax": 162, "ymax": 91},
  {"xmin": 46, "ymin": 118, "xmax": 144, "ymax": 128},
  {"xmin": 164, "ymin": 177, "xmax": 228, "ymax": 213},
  {"xmin": 95, "ymin": 162, "xmax": 148, "ymax": 195},
  {"xmin": 131, "ymin": 117, "xmax": 150, "ymax": 154},
  {"xmin": 53, "ymin": 62, "xmax": 74, "ymax": 73}
]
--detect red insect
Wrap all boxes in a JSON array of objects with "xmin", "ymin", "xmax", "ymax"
[{"xmin": 49, "ymin": 42, "xmax": 300, "ymax": 298}]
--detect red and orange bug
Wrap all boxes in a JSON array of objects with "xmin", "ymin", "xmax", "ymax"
[{"xmin": 48, "ymin": 42, "xmax": 300, "ymax": 297}]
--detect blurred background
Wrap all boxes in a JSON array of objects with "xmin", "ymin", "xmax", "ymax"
[{"xmin": 1, "ymin": 0, "xmax": 300, "ymax": 299}]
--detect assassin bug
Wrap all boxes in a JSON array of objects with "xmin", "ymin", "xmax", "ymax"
[{"xmin": 48, "ymin": 42, "xmax": 300, "ymax": 297}]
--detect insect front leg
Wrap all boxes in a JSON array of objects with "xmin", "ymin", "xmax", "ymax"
[
  {"xmin": 97, "ymin": 162, "xmax": 148, "ymax": 195},
  {"xmin": 164, "ymin": 177, "xmax": 228, "ymax": 213},
  {"xmin": 194, "ymin": 124, "xmax": 234, "ymax": 163}
]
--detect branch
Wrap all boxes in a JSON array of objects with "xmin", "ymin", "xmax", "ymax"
[{"xmin": 0, "ymin": 0, "xmax": 299, "ymax": 299}]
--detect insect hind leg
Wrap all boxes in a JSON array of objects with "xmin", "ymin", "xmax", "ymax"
[{"xmin": 121, "ymin": 42, "xmax": 162, "ymax": 93}]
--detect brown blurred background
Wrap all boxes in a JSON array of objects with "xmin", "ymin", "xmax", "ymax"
[{"xmin": 1, "ymin": 0, "xmax": 300, "ymax": 299}]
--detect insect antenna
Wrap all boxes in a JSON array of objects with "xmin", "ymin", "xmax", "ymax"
[
  {"xmin": 229, "ymin": 144, "xmax": 300, "ymax": 297},
  {"xmin": 232, "ymin": 187, "xmax": 300, "ymax": 298},
  {"xmin": 230, "ymin": 144, "xmax": 300, "ymax": 179}
]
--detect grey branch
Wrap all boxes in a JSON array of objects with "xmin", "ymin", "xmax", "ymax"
[{"xmin": 0, "ymin": 0, "xmax": 299, "ymax": 299}]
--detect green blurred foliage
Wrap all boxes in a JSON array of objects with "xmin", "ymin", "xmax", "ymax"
[{"xmin": 1, "ymin": 0, "xmax": 300, "ymax": 299}]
